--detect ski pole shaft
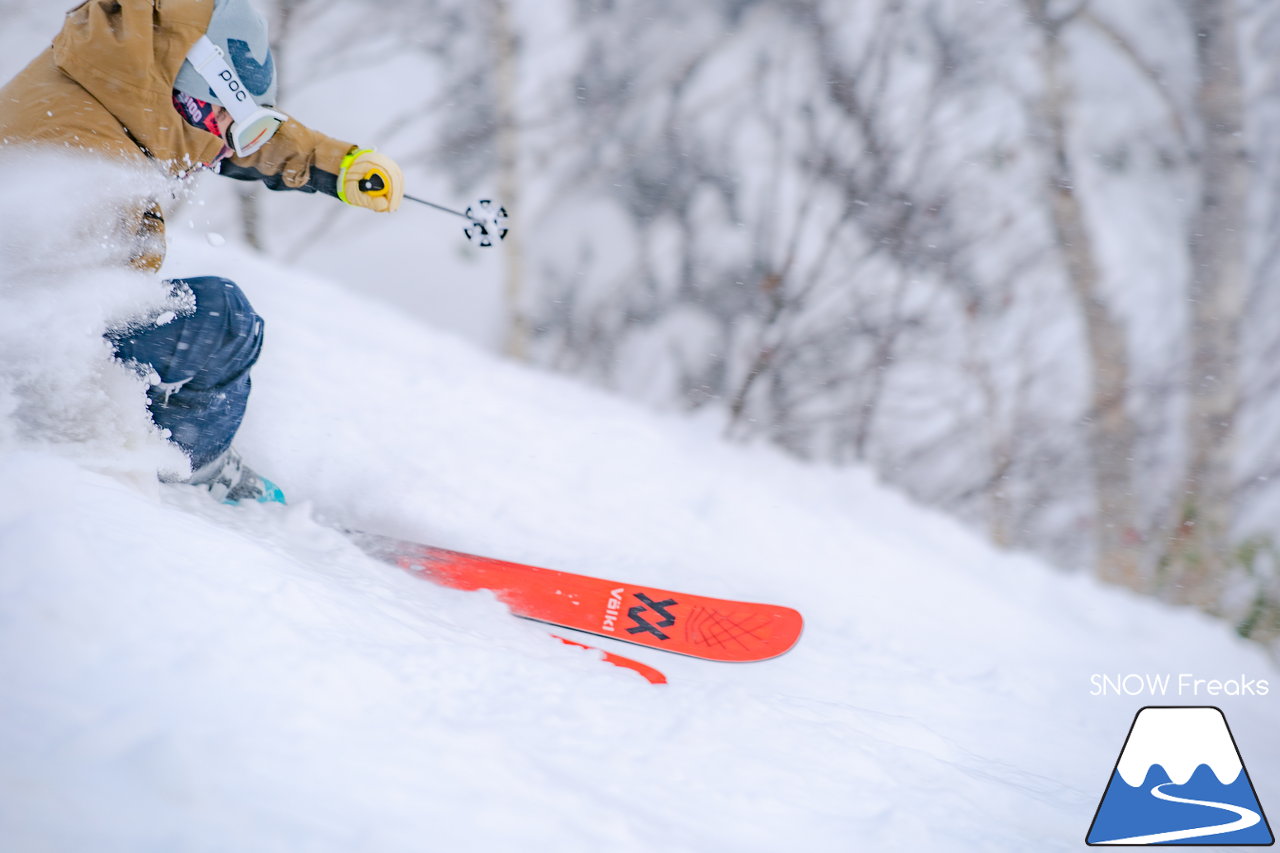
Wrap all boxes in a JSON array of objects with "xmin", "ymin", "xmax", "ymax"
[
  {"xmin": 403, "ymin": 194, "xmax": 479, "ymax": 223},
  {"xmin": 404, "ymin": 194, "xmax": 510, "ymax": 247},
  {"xmin": 356, "ymin": 171, "xmax": 508, "ymax": 245},
  {"xmin": 355, "ymin": 173, "xmax": 481, "ymax": 224}
]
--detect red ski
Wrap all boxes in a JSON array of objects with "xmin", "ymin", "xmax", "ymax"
[{"xmin": 352, "ymin": 532, "xmax": 803, "ymax": 662}]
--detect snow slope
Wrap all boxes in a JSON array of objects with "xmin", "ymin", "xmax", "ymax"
[{"xmin": 1, "ymin": 231, "xmax": 1278, "ymax": 852}]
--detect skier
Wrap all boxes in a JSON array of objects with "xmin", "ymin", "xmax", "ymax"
[{"xmin": 0, "ymin": 0, "xmax": 404, "ymax": 502}]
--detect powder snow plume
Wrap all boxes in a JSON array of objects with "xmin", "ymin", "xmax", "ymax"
[{"xmin": 0, "ymin": 150, "xmax": 189, "ymax": 482}]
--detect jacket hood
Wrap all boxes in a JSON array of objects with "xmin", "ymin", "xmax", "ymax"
[{"xmin": 52, "ymin": 0, "xmax": 227, "ymax": 170}]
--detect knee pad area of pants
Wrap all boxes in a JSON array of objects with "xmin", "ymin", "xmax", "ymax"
[{"xmin": 169, "ymin": 276, "xmax": 264, "ymax": 386}]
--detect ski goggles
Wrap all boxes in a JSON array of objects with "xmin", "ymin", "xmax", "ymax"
[{"xmin": 183, "ymin": 36, "xmax": 286, "ymax": 158}]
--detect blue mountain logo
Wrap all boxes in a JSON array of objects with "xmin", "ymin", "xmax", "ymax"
[{"xmin": 1087, "ymin": 706, "xmax": 1274, "ymax": 846}]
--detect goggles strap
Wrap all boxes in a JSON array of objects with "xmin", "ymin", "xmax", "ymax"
[
  {"xmin": 185, "ymin": 36, "xmax": 259, "ymax": 124},
  {"xmin": 184, "ymin": 36, "xmax": 287, "ymax": 157}
]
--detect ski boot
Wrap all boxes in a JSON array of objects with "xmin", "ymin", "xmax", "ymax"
[{"xmin": 189, "ymin": 446, "xmax": 286, "ymax": 505}]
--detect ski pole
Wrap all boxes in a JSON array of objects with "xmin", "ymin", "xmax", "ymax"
[
  {"xmin": 402, "ymin": 194, "xmax": 471, "ymax": 221},
  {"xmin": 358, "ymin": 173, "xmax": 509, "ymax": 247}
]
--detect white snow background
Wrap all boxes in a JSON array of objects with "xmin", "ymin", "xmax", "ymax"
[{"xmin": 0, "ymin": 173, "xmax": 1277, "ymax": 852}]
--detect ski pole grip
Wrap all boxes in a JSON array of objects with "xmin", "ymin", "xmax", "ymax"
[{"xmin": 358, "ymin": 169, "xmax": 389, "ymax": 196}]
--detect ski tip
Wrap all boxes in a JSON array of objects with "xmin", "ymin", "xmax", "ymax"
[
  {"xmin": 759, "ymin": 606, "xmax": 804, "ymax": 660},
  {"xmin": 670, "ymin": 602, "xmax": 804, "ymax": 662},
  {"xmin": 775, "ymin": 606, "xmax": 805, "ymax": 657}
]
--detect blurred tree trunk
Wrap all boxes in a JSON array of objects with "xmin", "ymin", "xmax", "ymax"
[
  {"xmin": 1027, "ymin": 0, "xmax": 1143, "ymax": 590},
  {"xmin": 1166, "ymin": 0, "xmax": 1249, "ymax": 608},
  {"xmin": 489, "ymin": 0, "xmax": 527, "ymax": 360},
  {"xmin": 236, "ymin": 186, "xmax": 265, "ymax": 251},
  {"xmin": 233, "ymin": 0, "xmax": 305, "ymax": 253},
  {"xmin": 235, "ymin": 0, "xmax": 329, "ymax": 251}
]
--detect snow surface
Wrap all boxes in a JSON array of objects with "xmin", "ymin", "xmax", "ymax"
[{"xmin": 1, "ymin": 223, "xmax": 1278, "ymax": 852}]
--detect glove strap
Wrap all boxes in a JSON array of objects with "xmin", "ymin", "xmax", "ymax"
[{"xmin": 337, "ymin": 148, "xmax": 375, "ymax": 205}]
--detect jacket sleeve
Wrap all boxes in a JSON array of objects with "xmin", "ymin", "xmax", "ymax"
[{"xmin": 216, "ymin": 114, "xmax": 355, "ymax": 199}]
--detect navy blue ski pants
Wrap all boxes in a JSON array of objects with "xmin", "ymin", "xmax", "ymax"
[{"xmin": 109, "ymin": 276, "xmax": 263, "ymax": 471}]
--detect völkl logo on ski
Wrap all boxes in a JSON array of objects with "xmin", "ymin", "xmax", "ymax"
[
  {"xmin": 1086, "ymin": 706, "xmax": 1274, "ymax": 846},
  {"xmin": 623, "ymin": 592, "xmax": 678, "ymax": 640}
]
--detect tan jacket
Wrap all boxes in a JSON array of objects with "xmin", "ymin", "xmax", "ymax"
[{"xmin": 0, "ymin": 0, "xmax": 355, "ymax": 270}]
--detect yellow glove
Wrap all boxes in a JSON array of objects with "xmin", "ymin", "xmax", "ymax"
[{"xmin": 338, "ymin": 148, "xmax": 404, "ymax": 213}]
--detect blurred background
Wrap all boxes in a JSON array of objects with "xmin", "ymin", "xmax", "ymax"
[{"xmin": 3, "ymin": 0, "xmax": 1279, "ymax": 652}]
